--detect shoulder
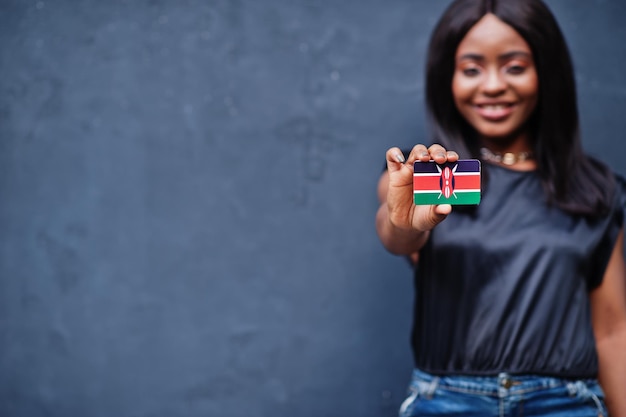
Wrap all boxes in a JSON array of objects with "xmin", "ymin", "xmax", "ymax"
[
  {"xmin": 602, "ymin": 164, "xmax": 625, "ymax": 227},
  {"xmin": 584, "ymin": 154, "xmax": 624, "ymax": 217},
  {"xmin": 603, "ymin": 167, "xmax": 625, "ymax": 247},
  {"xmin": 598, "ymin": 155, "xmax": 626, "ymax": 209}
]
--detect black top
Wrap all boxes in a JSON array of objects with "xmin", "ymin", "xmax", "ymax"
[{"xmin": 412, "ymin": 164, "xmax": 624, "ymax": 378}]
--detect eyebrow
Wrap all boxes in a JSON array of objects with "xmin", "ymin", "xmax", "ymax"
[{"xmin": 457, "ymin": 51, "xmax": 532, "ymax": 61}]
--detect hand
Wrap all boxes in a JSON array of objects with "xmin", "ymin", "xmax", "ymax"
[{"xmin": 385, "ymin": 143, "xmax": 459, "ymax": 232}]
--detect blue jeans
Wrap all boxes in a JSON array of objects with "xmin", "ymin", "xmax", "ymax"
[{"xmin": 399, "ymin": 369, "xmax": 608, "ymax": 417}]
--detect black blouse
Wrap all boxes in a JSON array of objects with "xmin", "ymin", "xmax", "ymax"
[{"xmin": 412, "ymin": 164, "xmax": 624, "ymax": 378}]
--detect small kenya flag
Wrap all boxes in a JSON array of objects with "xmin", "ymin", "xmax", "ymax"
[{"xmin": 413, "ymin": 160, "xmax": 481, "ymax": 205}]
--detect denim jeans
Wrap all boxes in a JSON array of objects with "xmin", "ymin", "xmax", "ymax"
[{"xmin": 399, "ymin": 368, "xmax": 608, "ymax": 417}]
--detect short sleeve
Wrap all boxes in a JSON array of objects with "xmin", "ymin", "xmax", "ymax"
[{"xmin": 587, "ymin": 173, "xmax": 625, "ymax": 289}]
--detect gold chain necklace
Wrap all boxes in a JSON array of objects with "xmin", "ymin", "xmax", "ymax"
[{"xmin": 480, "ymin": 147, "xmax": 533, "ymax": 166}]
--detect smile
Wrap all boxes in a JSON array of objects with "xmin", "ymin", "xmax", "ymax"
[{"xmin": 475, "ymin": 103, "xmax": 515, "ymax": 120}]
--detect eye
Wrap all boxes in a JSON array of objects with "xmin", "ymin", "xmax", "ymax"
[
  {"xmin": 462, "ymin": 67, "xmax": 481, "ymax": 77},
  {"xmin": 506, "ymin": 65, "xmax": 526, "ymax": 75}
]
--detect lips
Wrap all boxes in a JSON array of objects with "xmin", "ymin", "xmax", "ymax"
[{"xmin": 475, "ymin": 103, "xmax": 515, "ymax": 121}]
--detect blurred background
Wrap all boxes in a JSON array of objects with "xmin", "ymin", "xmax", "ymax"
[{"xmin": 0, "ymin": 0, "xmax": 624, "ymax": 416}]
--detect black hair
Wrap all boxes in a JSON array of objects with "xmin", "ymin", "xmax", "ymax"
[{"xmin": 425, "ymin": 0, "xmax": 615, "ymax": 217}]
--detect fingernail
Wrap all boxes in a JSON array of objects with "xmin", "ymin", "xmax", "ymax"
[
  {"xmin": 436, "ymin": 153, "xmax": 445, "ymax": 159},
  {"xmin": 395, "ymin": 153, "xmax": 405, "ymax": 163},
  {"xmin": 420, "ymin": 152, "xmax": 429, "ymax": 158}
]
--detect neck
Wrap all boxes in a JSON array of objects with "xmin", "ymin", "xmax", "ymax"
[
  {"xmin": 479, "ymin": 136, "xmax": 536, "ymax": 171},
  {"xmin": 479, "ymin": 133, "xmax": 532, "ymax": 155},
  {"xmin": 480, "ymin": 147, "xmax": 532, "ymax": 164}
]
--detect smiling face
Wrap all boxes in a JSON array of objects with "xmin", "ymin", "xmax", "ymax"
[{"xmin": 452, "ymin": 14, "xmax": 539, "ymax": 150}]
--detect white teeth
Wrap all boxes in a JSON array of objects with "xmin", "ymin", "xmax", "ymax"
[{"xmin": 480, "ymin": 104, "xmax": 507, "ymax": 110}]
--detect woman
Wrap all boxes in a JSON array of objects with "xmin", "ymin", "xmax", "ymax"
[{"xmin": 376, "ymin": 0, "xmax": 626, "ymax": 416}]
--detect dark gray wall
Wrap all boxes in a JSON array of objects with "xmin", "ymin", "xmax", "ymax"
[{"xmin": 0, "ymin": 1, "xmax": 624, "ymax": 416}]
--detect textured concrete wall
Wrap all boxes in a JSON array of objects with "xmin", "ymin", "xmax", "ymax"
[{"xmin": 0, "ymin": 1, "xmax": 624, "ymax": 416}]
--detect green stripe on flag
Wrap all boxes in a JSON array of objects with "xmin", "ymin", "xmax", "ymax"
[{"xmin": 414, "ymin": 191, "xmax": 481, "ymax": 205}]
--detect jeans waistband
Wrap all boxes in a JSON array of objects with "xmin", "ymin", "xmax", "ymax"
[{"xmin": 412, "ymin": 368, "xmax": 587, "ymax": 397}]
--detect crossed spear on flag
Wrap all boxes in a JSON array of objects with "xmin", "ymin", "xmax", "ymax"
[{"xmin": 437, "ymin": 163, "xmax": 458, "ymax": 199}]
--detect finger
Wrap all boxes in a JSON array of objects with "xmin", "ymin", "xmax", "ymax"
[
  {"xmin": 385, "ymin": 147, "xmax": 406, "ymax": 173},
  {"xmin": 428, "ymin": 144, "xmax": 448, "ymax": 164},
  {"xmin": 408, "ymin": 144, "xmax": 431, "ymax": 163},
  {"xmin": 445, "ymin": 151, "xmax": 459, "ymax": 163}
]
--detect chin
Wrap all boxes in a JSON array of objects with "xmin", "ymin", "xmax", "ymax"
[
  {"xmin": 478, "ymin": 130, "xmax": 515, "ymax": 141},
  {"xmin": 474, "ymin": 124, "xmax": 521, "ymax": 140}
]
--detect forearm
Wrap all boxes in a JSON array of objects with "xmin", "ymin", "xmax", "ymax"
[
  {"xmin": 596, "ymin": 325, "xmax": 626, "ymax": 417},
  {"xmin": 375, "ymin": 202, "xmax": 429, "ymax": 255}
]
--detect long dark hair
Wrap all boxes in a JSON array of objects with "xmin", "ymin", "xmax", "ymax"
[{"xmin": 425, "ymin": 0, "xmax": 614, "ymax": 217}]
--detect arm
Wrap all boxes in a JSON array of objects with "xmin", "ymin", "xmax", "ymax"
[
  {"xmin": 375, "ymin": 144, "xmax": 457, "ymax": 256},
  {"xmin": 590, "ymin": 227, "xmax": 626, "ymax": 417}
]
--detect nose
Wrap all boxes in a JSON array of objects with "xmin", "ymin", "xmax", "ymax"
[{"xmin": 481, "ymin": 69, "xmax": 506, "ymax": 95}]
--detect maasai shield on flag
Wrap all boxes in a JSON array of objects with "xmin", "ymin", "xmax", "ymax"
[{"xmin": 413, "ymin": 159, "xmax": 481, "ymax": 205}]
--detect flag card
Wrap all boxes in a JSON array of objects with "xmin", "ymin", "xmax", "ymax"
[{"xmin": 413, "ymin": 159, "xmax": 481, "ymax": 205}]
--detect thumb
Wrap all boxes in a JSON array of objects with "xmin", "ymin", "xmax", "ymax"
[
  {"xmin": 429, "ymin": 204, "xmax": 452, "ymax": 228},
  {"xmin": 414, "ymin": 204, "xmax": 452, "ymax": 231},
  {"xmin": 434, "ymin": 204, "xmax": 452, "ymax": 216},
  {"xmin": 385, "ymin": 147, "xmax": 407, "ymax": 174}
]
